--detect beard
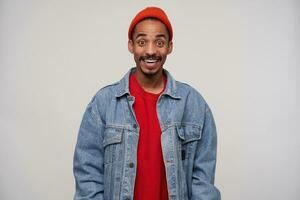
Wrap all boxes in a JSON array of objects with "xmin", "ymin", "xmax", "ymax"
[{"xmin": 139, "ymin": 65, "xmax": 162, "ymax": 76}]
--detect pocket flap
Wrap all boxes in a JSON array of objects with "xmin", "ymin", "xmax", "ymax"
[
  {"xmin": 103, "ymin": 127, "xmax": 123, "ymax": 147},
  {"xmin": 176, "ymin": 125, "xmax": 202, "ymax": 144}
]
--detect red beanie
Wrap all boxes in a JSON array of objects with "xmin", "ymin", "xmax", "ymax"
[{"xmin": 128, "ymin": 7, "xmax": 173, "ymax": 41}]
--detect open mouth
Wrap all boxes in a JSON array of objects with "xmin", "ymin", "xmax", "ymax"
[
  {"xmin": 144, "ymin": 59, "xmax": 159, "ymax": 64},
  {"xmin": 142, "ymin": 59, "xmax": 160, "ymax": 68},
  {"xmin": 140, "ymin": 56, "xmax": 161, "ymax": 68}
]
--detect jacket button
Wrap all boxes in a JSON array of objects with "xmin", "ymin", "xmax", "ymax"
[
  {"xmin": 132, "ymin": 124, "xmax": 137, "ymax": 129},
  {"xmin": 129, "ymin": 162, "xmax": 134, "ymax": 168}
]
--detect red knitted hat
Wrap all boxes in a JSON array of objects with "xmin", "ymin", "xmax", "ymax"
[{"xmin": 128, "ymin": 7, "xmax": 173, "ymax": 41}]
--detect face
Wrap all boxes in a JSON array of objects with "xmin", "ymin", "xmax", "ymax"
[{"xmin": 128, "ymin": 19, "xmax": 173, "ymax": 77}]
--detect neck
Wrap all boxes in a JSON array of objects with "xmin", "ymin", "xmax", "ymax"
[{"xmin": 134, "ymin": 68, "xmax": 165, "ymax": 94}]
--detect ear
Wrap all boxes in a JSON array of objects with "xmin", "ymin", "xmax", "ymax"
[
  {"xmin": 167, "ymin": 41, "xmax": 173, "ymax": 54},
  {"xmin": 128, "ymin": 40, "xmax": 134, "ymax": 54}
]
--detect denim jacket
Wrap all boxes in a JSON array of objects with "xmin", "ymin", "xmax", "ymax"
[{"xmin": 73, "ymin": 68, "xmax": 221, "ymax": 200}]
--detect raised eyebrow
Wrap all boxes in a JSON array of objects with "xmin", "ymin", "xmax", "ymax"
[
  {"xmin": 155, "ymin": 34, "xmax": 167, "ymax": 40},
  {"xmin": 134, "ymin": 33, "xmax": 147, "ymax": 40}
]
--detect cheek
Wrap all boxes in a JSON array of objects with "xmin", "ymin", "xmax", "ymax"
[
  {"xmin": 160, "ymin": 48, "xmax": 170, "ymax": 55},
  {"xmin": 132, "ymin": 48, "xmax": 143, "ymax": 57},
  {"xmin": 133, "ymin": 53, "xmax": 140, "ymax": 62},
  {"xmin": 160, "ymin": 52, "xmax": 168, "ymax": 59}
]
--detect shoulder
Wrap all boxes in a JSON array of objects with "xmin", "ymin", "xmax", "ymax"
[
  {"xmin": 173, "ymin": 80, "xmax": 214, "ymax": 126},
  {"xmin": 88, "ymin": 80, "xmax": 121, "ymax": 108},
  {"xmin": 85, "ymin": 81, "xmax": 121, "ymax": 120},
  {"xmin": 175, "ymin": 80, "xmax": 207, "ymax": 105},
  {"xmin": 95, "ymin": 81, "xmax": 120, "ymax": 98}
]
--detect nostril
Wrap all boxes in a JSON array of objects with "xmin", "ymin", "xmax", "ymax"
[{"xmin": 145, "ymin": 53, "xmax": 156, "ymax": 57}]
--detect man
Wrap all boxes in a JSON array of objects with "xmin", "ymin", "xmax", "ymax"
[{"xmin": 73, "ymin": 6, "xmax": 221, "ymax": 200}]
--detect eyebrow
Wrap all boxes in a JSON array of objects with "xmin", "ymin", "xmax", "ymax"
[
  {"xmin": 134, "ymin": 33, "xmax": 168, "ymax": 40},
  {"xmin": 134, "ymin": 33, "xmax": 147, "ymax": 40},
  {"xmin": 155, "ymin": 34, "xmax": 167, "ymax": 39}
]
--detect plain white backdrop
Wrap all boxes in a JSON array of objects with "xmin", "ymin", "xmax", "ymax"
[{"xmin": 1, "ymin": 0, "xmax": 299, "ymax": 199}]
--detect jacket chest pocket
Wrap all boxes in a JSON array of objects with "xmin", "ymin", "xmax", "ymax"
[
  {"xmin": 176, "ymin": 125, "xmax": 202, "ymax": 199},
  {"xmin": 103, "ymin": 127, "xmax": 124, "ymax": 200},
  {"xmin": 176, "ymin": 125, "xmax": 202, "ymax": 162},
  {"xmin": 103, "ymin": 127, "xmax": 124, "ymax": 164}
]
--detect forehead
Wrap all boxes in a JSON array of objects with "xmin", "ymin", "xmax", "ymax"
[{"xmin": 132, "ymin": 19, "xmax": 169, "ymax": 39}]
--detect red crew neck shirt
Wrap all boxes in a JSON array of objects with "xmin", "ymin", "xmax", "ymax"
[{"xmin": 129, "ymin": 73, "xmax": 169, "ymax": 200}]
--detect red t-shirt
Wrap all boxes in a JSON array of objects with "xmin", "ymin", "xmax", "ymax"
[{"xmin": 129, "ymin": 73, "xmax": 169, "ymax": 200}]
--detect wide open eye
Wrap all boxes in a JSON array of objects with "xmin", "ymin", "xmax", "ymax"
[
  {"xmin": 156, "ymin": 39, "xmax": 165, "ymax": 47},
  {"xmin": 137, "ymin": 39, "xmax": 146, "ymax": 47}
]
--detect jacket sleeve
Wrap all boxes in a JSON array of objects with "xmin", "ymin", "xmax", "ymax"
[
  {"xmin": 191, "ymin": 105, "xmax": 221, "ymax": 200},
  {"xmin": 73, "ymin": 100, "xmax": 105, "ymax": 200}
]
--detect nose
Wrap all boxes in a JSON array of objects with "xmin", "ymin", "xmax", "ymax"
[{"xmin": 145, "ymin": 42, "xmax": 157, "ymax": 55}]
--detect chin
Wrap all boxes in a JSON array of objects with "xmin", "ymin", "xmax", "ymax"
[{"xmin": 140, "ymin": 65, "xmax": 162, "ymax": 76}]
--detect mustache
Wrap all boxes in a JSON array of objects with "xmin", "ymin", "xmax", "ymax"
[{"xmin": 139, "ymin": 55, "xmax": 162, "ymax": 61}]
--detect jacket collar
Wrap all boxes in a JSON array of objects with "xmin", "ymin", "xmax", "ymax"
[{"xmin": 115, "ymin": 67, "xmax": 181, "ymax": 99}]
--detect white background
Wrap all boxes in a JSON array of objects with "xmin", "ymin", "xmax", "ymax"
[{"xmin": 1, "ymin": 0, "xmax": 299, "ymax": 199}]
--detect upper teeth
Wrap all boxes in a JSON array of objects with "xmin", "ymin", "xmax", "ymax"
[{"xmin": 144, "ymin": 59, "xmax": 157, "ymax": 63}]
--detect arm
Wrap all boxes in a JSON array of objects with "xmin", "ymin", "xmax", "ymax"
[
  {"xmin": 73, "ymin": 100, "xmax": 104, "ymax": 200},
  {"xmin": 191, "ymin": 105, "xmax": 221, "ymax": 200}
]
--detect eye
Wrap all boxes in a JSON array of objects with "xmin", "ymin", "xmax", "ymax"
[
  {"xmin": 156, "ymin": 40, "xmax": 165, "ymax": 47},
  {"xmin": 137, "ymin": 39, "xmax": 146, "ymax": 47}
]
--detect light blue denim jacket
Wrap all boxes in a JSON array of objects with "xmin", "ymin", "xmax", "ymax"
[{"xmin": 73, "ymin": 68, "xmax": 221, "ymax": 200}]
